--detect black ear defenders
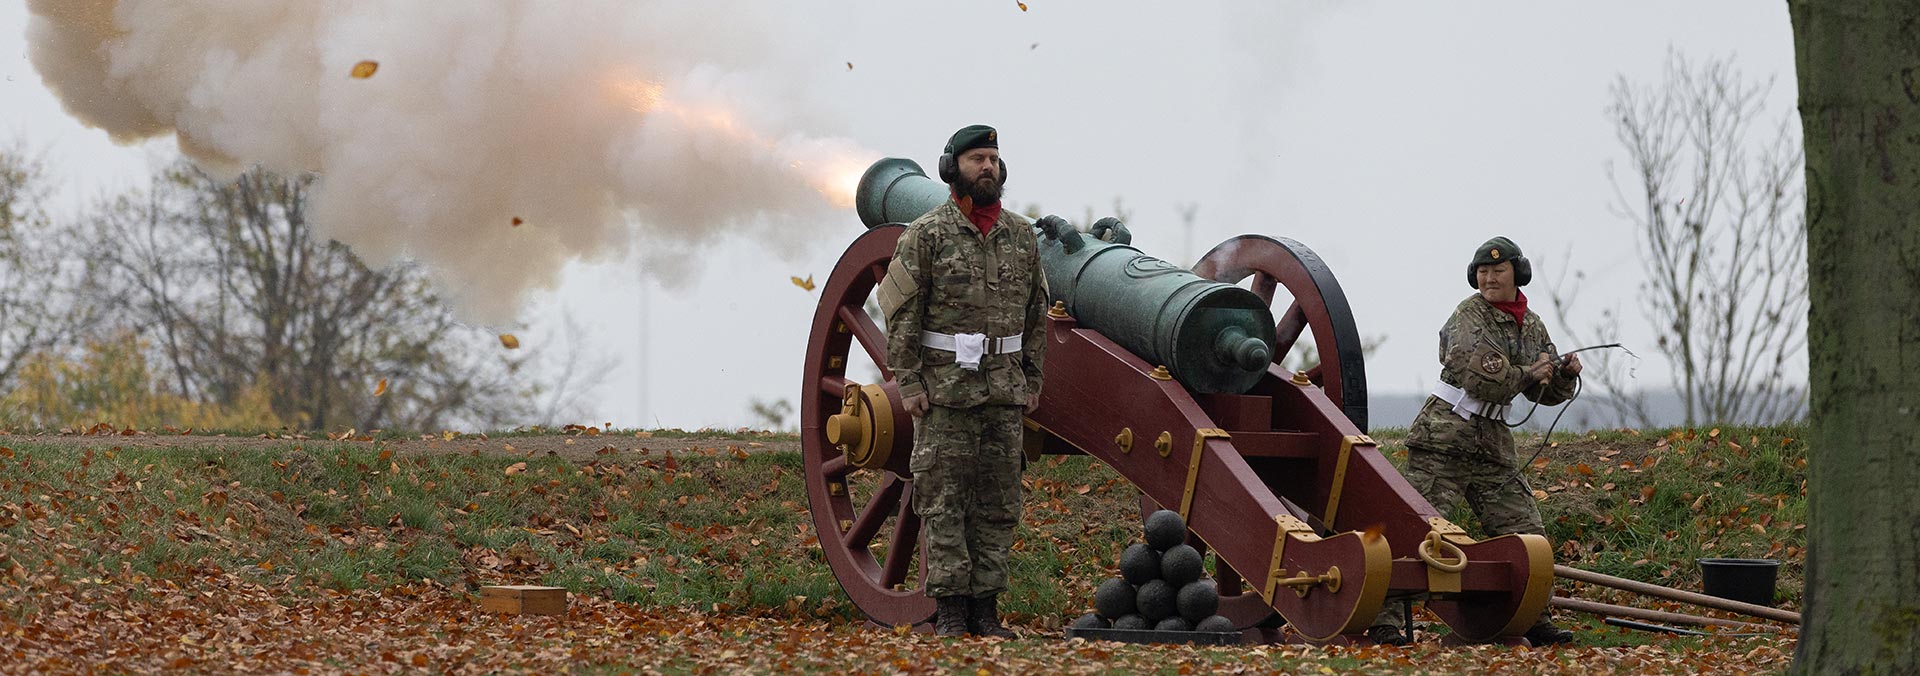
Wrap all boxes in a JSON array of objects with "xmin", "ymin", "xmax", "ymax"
[
  {"xmin": 1466, "ymin": 256, "xmax": 1532, "ymax": 288},
  {"xmin": 937, "ymin": 153, "xmax": 1008, "ymax": 186}
]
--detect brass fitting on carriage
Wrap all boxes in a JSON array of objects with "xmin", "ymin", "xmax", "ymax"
[
  {"xmin": 1262, "ymin": 514, "xmax": 1328, "ymax": 602},
  {"xmin": 825, "ymin": 383, "xmax": 899, "ymax": 471},
  {"xmin": 1419, "ymin": 517, "xmax": 1476, "ymax": 594}
]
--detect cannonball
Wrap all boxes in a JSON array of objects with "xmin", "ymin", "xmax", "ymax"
[
  {"xmin": 1070, "ymin": 612, "xmax": 1108, "ymax": 630},
  {"xmin": 1154, "ymin": 616, "xmax": 1193, "ymax": 632},
  {"xmin": 1161, "ymin": 544, "xmax": 1204, "ymax": 586},
  {"xmin": 1136, "ymin": 579, "xmax": 1178, "ymax": 622},
  {"xmin": 1144, "ymin": 509, "xmax": 1187, "ymax": 551},
  {"xmin": 1113, "ymin": 614, "xmax": 1152, "ymax": 630},
  {"xmin": 1177, "ymin": 579, "xmax": 1220, "ymax": 622},
  {"xmin": 1119, "ymin": 543, "xmax": 1161, "ymax": 585},
  {"xmin": 1195, "ymin": 615, "xmax": 1237, "ymax": 633},
  {"xmin": 1094, "ymin": 578, "xmax": 1136, "ymax": 620}
]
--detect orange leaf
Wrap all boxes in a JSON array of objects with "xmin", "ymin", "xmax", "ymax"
[
  {"xmin": 374, "ymin": 378, "xmax": 388, "ymax": 397},
  {"xmin": 1573, "ymin": 463, "xmax": 1595, "ymax": 476},
  {"xmin": 790, "ymin": 275, "xmax": 816, "ymax": 292},
  {"xmin": 1017, "ymin": 1, "xmax": 1028, "ymax": 10},
  {"xmin": 499, "ymin": 334, "xmax": 520, "ymax": 349},
  {"xmin": 0, "ymin": 447, "xmax": 11, "ymax": 458},
  {"xmin": 505, "ymin": 462, "xmax": 527, "ymax": 476},
  {"xmin": 511, "ymin": 216, "xmax": 524, "ymax": 227},
  {"xmin": 350, "ymin": 60, "xmax": 379, "ymax": 79}
]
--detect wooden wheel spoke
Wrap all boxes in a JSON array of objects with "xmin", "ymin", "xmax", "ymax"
[
  {"xmin": 1272, "ymin": 302, "xmax": 1307, "ymax": 363},
  {"xmin": 819, "ymin": 375, "xmax": 853, "ymax": 399},
  {"xmin": 837, "ymin": 305, "xmax": 893, "ymax": 380},
  {"xmin": 844, "ymin": 476, "xmax": 903, "ymax": 549},
  {"xmin": 1251, "ymin": 272, "xmax": 1278, "ymax": 305},
  {"xmin": 821, "ymin": 454, "xmax": 852, "ymax": 480},
  {"xmin": 1304, "ymin": 363, "xmax": 1324, "ymax": 384},
  {"xmin": 881, "ymin": 483, "xmax": 921, "ymax": 589}
]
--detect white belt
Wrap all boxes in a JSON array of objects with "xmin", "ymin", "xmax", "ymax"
[
  {"xmin": 922, "ymin": 331, "xmax": 1023, "ymax": 371},
  {"xmin": 1433, "ymin": 381, "xmax": 1511, "ymax": 422}
]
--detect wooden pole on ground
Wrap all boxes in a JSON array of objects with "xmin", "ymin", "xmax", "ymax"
[
  {"xmin": 1553, "ymin": 565, "xmax": 1800, "ymax": 625},
  {"xmin": 1550, "ymin": 597, "xmax": 1784, "ymax": 633}
]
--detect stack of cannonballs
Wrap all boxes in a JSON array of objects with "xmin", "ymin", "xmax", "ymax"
[{"xmin": 1072, "ymin": 509, "xmax": 1235, "ymax": 634}]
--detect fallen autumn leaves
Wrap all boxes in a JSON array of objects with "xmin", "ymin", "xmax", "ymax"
[
  {"xmin": 0, "ymin": 428, "xmax": 1802, "ymax": 673},
  {"xmin": 1, "ymin": 573, "xmax": 1795, "ymax": 674}
]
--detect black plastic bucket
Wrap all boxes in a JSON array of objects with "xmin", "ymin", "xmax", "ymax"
[{"xmin": 1697, "ymin": 558, "xmax": 1781, "ymax": 607}]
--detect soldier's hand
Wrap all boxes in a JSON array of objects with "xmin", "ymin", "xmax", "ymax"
[
  {"xmin": 1561, "ymin": 353, "xmax": 1583, "ymax": 376},
  {"xmin": 903, "ymin": 392, "xmax": 930, "ymax": 418},
  {"xmin": 1529, "ymin": 353, "xmax": 1555, "ymax": 384},
  {"xmin": 1024, "ymin": 392, "xmax": 1041, "ymax": 415}
]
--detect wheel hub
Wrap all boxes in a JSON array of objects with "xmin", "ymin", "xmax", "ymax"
[{"xmin": 826, "ymin": 383, "xmax": 899, "ymax": 470}]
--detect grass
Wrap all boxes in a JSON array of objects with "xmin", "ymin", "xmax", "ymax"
[{"xmin": 0, "ymin": 422, "xmax": 1807, "ymax": 630}]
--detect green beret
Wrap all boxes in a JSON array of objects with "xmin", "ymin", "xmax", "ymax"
[
  {"xmin": 1471, "ymin": 236, "xmax": 1523, "ymax": 268},
  {"xmin": 944, "ymin": 124, "xmax": 998, "ymax": 156}
]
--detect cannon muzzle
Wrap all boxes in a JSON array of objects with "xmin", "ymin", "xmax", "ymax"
[{"xmin": 852, "ymin": 157, "xmax": 1276, "ymax": 394}]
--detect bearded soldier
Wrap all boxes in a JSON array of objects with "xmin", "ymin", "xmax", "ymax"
[
  {"xmin": 1367, "ymin": 237, "xmax": 1582, "ymax": 647},
  {"xmin": 876, "ymin": 125, "xmax": 1048, "ymax": 637}
]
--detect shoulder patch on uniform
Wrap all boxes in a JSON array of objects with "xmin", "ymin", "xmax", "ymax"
[
  {"xmin": 876, "ymin": 258, "xmax": 920, "ymax": 321},
  {"xmin": 1480, "ymin": 351, "xmax": 1507, "ymax": 375}
]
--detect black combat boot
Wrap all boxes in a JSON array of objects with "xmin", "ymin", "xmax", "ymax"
[
  {"xmin": 933, "ymin": 596, "xmax": 970, "ymax": 637},
  {"xmin": 1523, "ymin": 619, "xmax": 1575, "ymax": 646},
  {"xmin": 966, "ymin": 594, "xmax": 1017, "ymax": 638}
]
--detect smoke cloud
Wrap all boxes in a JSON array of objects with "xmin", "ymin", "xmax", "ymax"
[{"xmin": 26, "ymin": 0, "xmax": 874, "ymax": 323}]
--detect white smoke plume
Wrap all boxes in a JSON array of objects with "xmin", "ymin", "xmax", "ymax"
[{"xmin": 26, "ymin": 0, "xmax": 874, "ymax": 323}]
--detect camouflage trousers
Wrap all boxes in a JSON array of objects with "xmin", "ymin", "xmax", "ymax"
[
  {"xmin": 910, "ymin": 404, "xmax": 1025, "ymax": 599},
  {"xmin": 1373, "ymin": 445, "xmax": 1551, "ymax": 631}
]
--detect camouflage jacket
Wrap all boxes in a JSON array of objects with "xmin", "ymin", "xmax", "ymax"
[
  {"xmin": 878, "ymin": 199, "xmax": 1047, "ymax": 408},
  {"xmin": 1406, "ymin": 295, "xmax": 1578, "ymax": 457}
]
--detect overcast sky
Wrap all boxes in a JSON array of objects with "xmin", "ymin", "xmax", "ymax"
[{"xmin": 1, "ymin": 2, "xmax": 1800, "ymax": 430}]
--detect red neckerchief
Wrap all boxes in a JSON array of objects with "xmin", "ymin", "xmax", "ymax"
[
  {"xmin": 1490, "ymin": 289, "xmax": 1528, "ymax": 328},
  {"xmin": 952, "ymin": 190, "xmax": 1001, "ymax": 236}
]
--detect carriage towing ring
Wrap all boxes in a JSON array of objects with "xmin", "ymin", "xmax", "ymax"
[
  {"xmin": 1417, "ymin": 532, "xmax": 1470, "ymax": 573},
  {"xmin": 825, "ymin": 383, "xmax": 896, "ymax": 470}
]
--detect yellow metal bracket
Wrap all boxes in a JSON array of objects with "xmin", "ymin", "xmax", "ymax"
[
  {"xmin": 1426, "ymin": 517, "xmax": 1476, "ymax": 545},
  {"xmin": 1421, "ymin": 519, "xmax": 1473, "ymax": 593},
  {"xmin": 1321, "ymin": 434, "xmax": 1374, "ymax": 528},
  {"xmin": 1262, "ymin": 513, "xmax": 1320, "ymax": 603},
  {"xmin": 1178, "ymin": 429, "xmax": 1230, "ymax": 521}
]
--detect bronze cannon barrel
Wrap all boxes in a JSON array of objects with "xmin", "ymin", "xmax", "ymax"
[{"xmin": 854, "ymin": 157, "xmax": 1275, "ymax": 394}]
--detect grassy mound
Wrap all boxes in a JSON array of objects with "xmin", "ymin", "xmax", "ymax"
[{"xmin": 0, "ymin": 423, "xmax": 1806, "ymax": 627}]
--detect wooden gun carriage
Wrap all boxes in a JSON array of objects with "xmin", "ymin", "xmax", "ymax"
[{"xmin": 798, "ymin": 158, "xmax": 1554, "ymax": 643}]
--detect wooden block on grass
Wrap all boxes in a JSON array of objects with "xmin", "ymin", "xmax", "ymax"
[{"xmin": 481, "ymin": 585, "xmax": 567, "ymax": 616}]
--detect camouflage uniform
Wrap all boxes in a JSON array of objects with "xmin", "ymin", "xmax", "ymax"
[
  {"xmin": 879, "ymin": 198, "xmax": 1047, "ymax": 600},
  {"xmin": 1374, "ymin": 293, "xmax": 1578, "ymax": 632}
]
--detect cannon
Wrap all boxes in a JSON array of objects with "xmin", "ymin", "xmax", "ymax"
[{"xmin": 802, "ymin": 158, "xmax": 1555, "ymax": 643}]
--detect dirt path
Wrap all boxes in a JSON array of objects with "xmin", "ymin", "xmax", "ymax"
[{"xmin": 0, "ymin": 431, "xmax": 801, "ymax": 463}]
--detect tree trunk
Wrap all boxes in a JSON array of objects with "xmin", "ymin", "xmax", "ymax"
[{"xmin": 1789, "ymin": 2, "xmax": 1920, "ymax": 673}]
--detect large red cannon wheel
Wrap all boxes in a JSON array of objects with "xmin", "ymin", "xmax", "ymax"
[
  {"xmin": 1192, "ymin": 235, "xmax": 1368, "ymax": 431},
  {"xmin": 800, "ymin": 225, "xmax": 929, "ymax": 628}
]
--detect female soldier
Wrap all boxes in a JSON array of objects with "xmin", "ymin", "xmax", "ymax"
[{"xmin": 1367, "ymin": 236, "xmax": 1582, "ymax": 647}]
